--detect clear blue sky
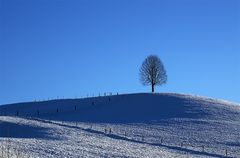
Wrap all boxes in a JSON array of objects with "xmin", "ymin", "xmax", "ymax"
[{"xmin": 0, "ymin": 0, "xmax": 239, "ymax": 105}]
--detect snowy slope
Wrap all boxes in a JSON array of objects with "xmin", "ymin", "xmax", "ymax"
[{"xmin": 0, "ymin": 93, "xmax": 240, "ymax": 158}]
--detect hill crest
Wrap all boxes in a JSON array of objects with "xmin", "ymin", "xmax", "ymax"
[{"xmin": 0, "ymin": 93, "xmax": 239, "ymax": 123}]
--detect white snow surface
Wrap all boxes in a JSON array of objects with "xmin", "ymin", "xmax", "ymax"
[{"xmin": 0, "ymin": 93, "xmax": 240, "ymax": 158}]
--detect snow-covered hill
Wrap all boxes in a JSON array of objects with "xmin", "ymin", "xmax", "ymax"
[{"xmin": 0, "ymin": 93, "xmax": 240, "ymax": 157}]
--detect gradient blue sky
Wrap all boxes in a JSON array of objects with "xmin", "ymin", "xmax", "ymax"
[{"xmin": 0, "ymin": 0, "xmax": 239, "ymax": 105}]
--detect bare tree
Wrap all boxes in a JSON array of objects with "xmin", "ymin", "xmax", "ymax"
[{"xmin": 139, "ymin": 55, "xmax": 167, "ymax": 92}]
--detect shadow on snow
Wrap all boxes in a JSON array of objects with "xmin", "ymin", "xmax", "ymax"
[
  {"xmin": 0, "ymin": 120, "xmax": 58, "ymax": 140},
  {"xmin": 30, "ymin": 117, "xmax": 232, "ymax": 158},
  {"xmin": 0, "ymin": 93, "xmax": 211, "ymax": 123}
]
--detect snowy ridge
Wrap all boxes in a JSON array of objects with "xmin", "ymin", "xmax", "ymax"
[
  {"xmin": 0, "ymin": 93, "xmax": 240, "ymax": 157},
  {"xmin": 166, "ymin": 92, "xmax": 240, "ymax": 107}
]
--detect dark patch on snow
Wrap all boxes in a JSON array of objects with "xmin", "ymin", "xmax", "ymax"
[{"xmin": 0, "ymin": 120, "xmax": 58, "ymax": 140}]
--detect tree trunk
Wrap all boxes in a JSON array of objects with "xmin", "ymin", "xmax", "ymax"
[{"xmin": 152, "ymin": 84, "xmax": 154, "ymax": 93}]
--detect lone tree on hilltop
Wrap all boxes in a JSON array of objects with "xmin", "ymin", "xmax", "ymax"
[{"xmin": 139, "ymin": 55, "xmax": 167, "ymax": 93}]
